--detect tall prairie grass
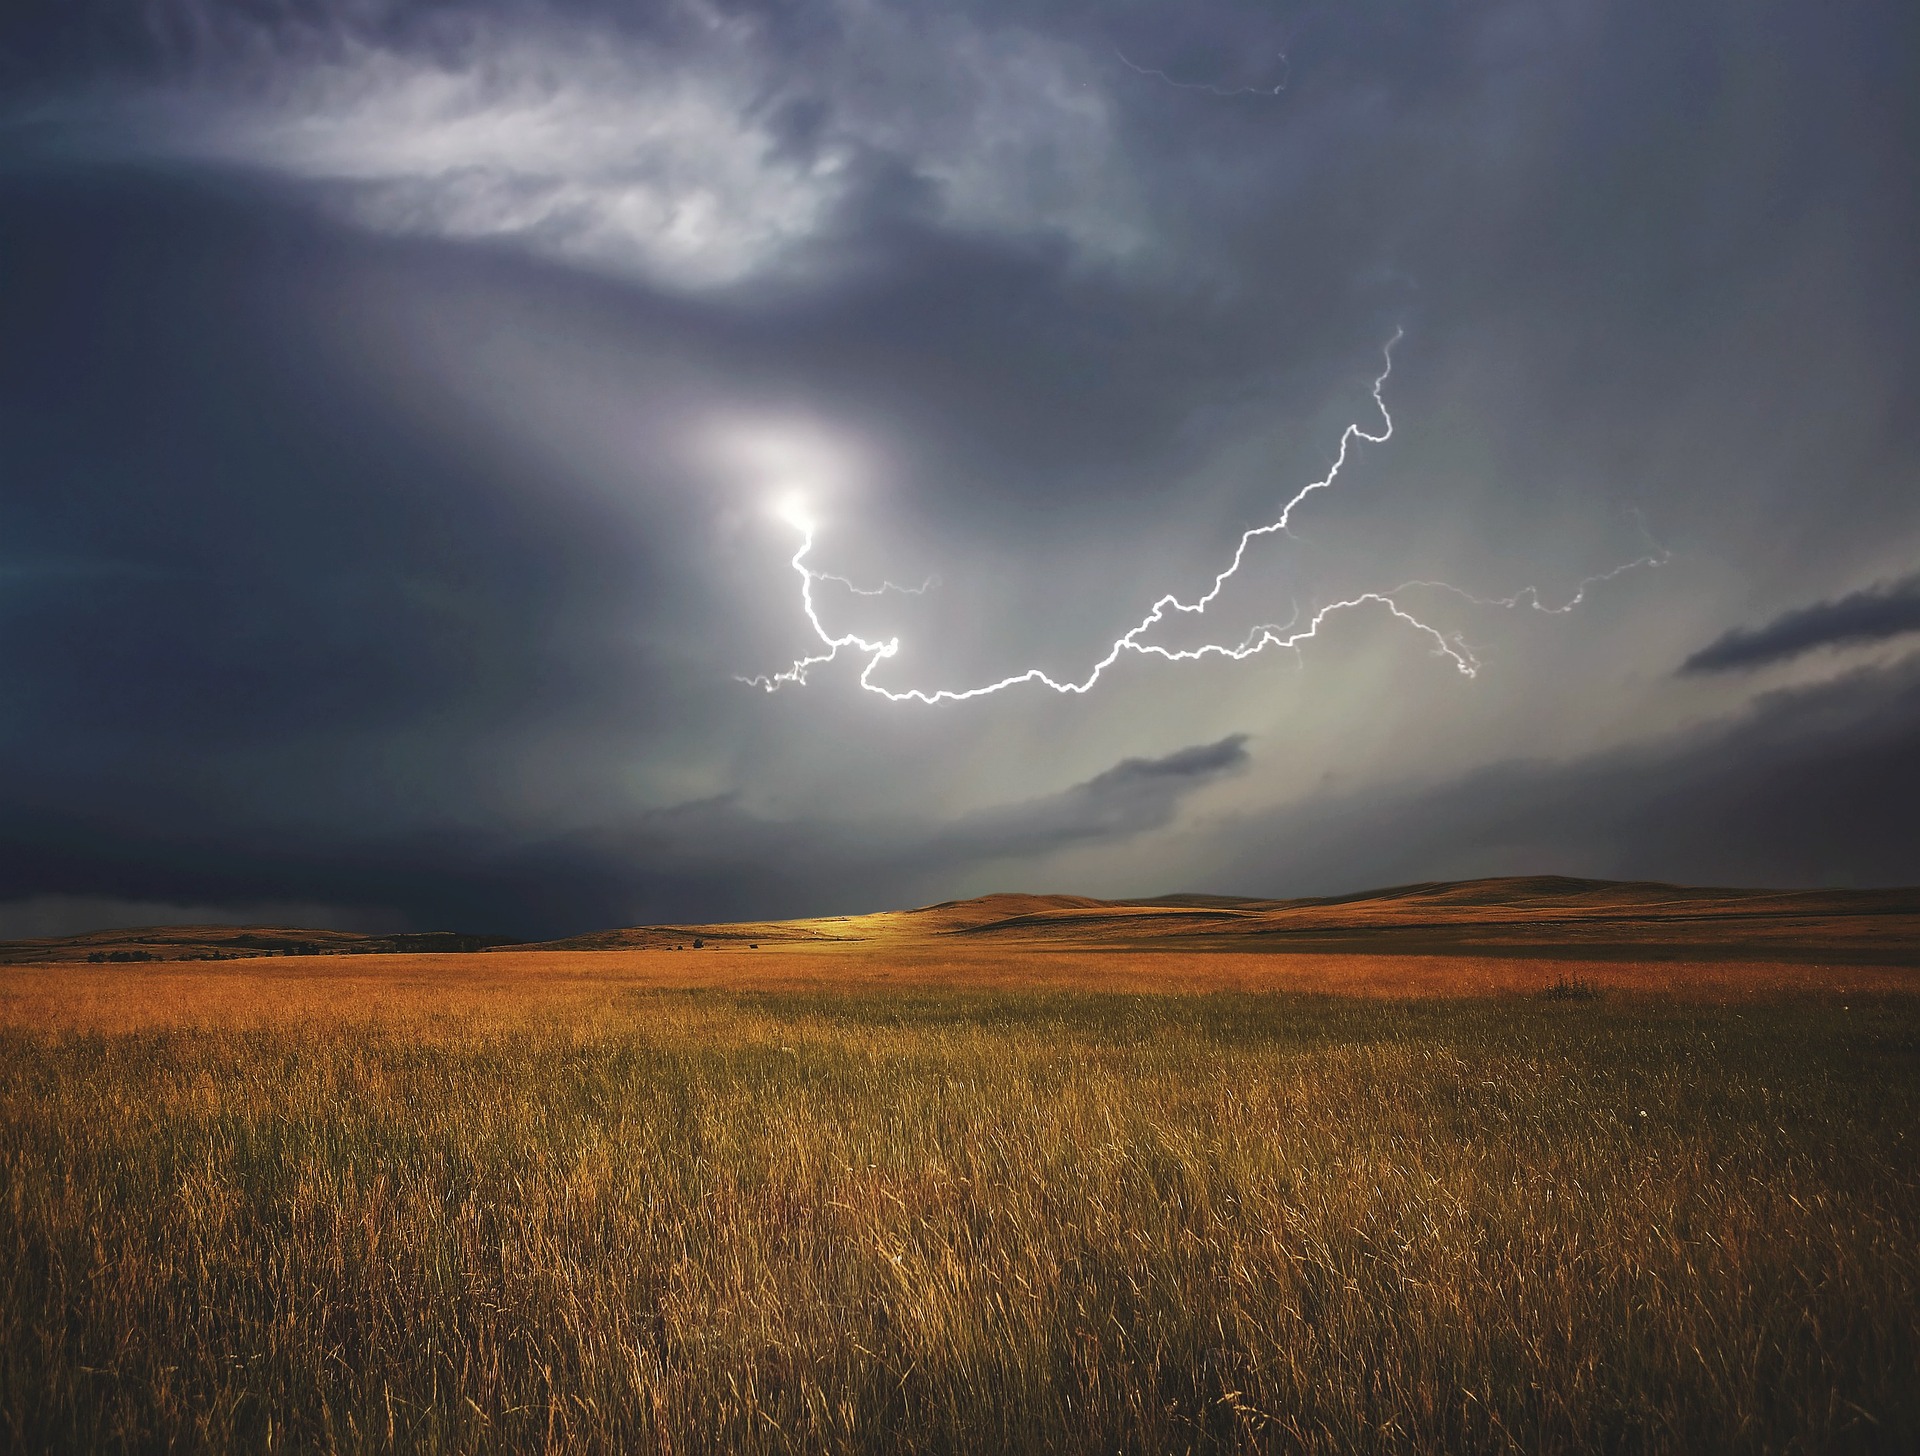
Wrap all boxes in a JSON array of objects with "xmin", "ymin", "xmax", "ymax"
[{"xmin": 1, "ymin": 990, "xmax": 1915, "ymax": 1453}]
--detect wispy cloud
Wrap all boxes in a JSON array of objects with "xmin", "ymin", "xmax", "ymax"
[
  {"xmin": 67, "ymin": 2, "xmax": 1140, "ymax": 292},
  {"xmin": 135, "ymin": 27, "xmax": 852, "ymax": 290},
  {"xmin": 1681, "ymin": 574, "xmax": 1920, "ymax": 674},
  {"xmin": 937, "ymin": 733, "xmax": 1250, "ymax": 862}
]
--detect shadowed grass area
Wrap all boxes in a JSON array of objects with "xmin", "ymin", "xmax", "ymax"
[{"xmin": 2, "ymin": 991, "xmax": 1916, "ymax": 1453}]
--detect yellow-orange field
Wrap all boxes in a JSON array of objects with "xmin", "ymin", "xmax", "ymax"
[
  {"xmin": 0, "ymin": 945, "xmax": 1912, "ymax": 1037},
  {"xmin": 6, "ymin": 876, "xmax": 1916, "ymax": 1035},
  {"xmin": 4, "ymin": 890, "xmax": 1918, "ymax": 1454},
  {"xmin": 4, "ymin": 939, "xmax": 1919, "ymax": 1033}
]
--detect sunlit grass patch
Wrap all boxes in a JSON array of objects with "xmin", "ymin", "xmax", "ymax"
[{"xmin": 1, "ymin": 991, "xmax": 1915, "ymax": 1453}]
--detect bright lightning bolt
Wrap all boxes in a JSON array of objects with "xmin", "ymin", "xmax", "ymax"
[
  {"xmin": 814, "ymin": 571, "xmax": 938, "ymax": 599},
  {"xmin": 1390, "ymin": 519, "xmax": 1671, "ymax": 615},
  {"xmin": 1113, "ymin": 44, "xmax": 1290, "ymax": 97},
  {"xmin": 741, "ymin": 333, "xmax": 1661, "ymax": 704}
]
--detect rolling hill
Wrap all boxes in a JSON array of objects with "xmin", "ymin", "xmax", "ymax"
[
  {"xmin": 521, "ymin": 876, "xmax": 1920, "ymax": 964},
  {"xmin": 5, "ymin": 876, "xmax": 1915, "ymax": 967}
]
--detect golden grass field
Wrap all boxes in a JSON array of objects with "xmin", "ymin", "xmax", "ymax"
[
  {"xmin": 3, "ymin": 886, "xmax": 1918, "ymax": 1453},
  {"xmin": 4, "ymin": 940, "xmax": 1919, "ymax": 1034}
]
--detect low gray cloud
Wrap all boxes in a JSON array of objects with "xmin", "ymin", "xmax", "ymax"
[
  {"xmin": 0, "ymin": 895, "xmax": 405, "ymax": 940},
  {"xmin": 0, "ymin": 735, "xmax": 1250, "ymax": 937},
  {"xmin": 1201, "ymin": 657, "xmax": 1920, "ymax": 896},
  {"xmin": 1681, "ymin": 574, "xmax": 1920, "ymax": 674},
  {"xmin": 491, "ymin": 732, "xmax": 1254, "ymax": 927},
  {"xmin": 936, "ymin": 733, "xmax": 1249, "ymax": 863}
]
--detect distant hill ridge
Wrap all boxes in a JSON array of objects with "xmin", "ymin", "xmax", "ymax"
[
  {"xmin": 4, "ymin": 876, "xmax": 1916, "ymax": 965},
  {"xmin": 0, "ymin": 925, "xmax": 521, "ymax": 967}
]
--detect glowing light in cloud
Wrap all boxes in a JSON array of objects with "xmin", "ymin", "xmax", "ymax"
[
  {"xmin": 765, "ymin": 493, "xmax": 934, "ymax": 600},
  {"xmin": 773, "ymin": 496, "xmax": 816, "ymax": 535},
  {"xmin": 742, "ymin": 334, "xmax": 1662, "ymax": 704}
]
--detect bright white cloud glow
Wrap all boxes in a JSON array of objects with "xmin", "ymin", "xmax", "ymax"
[
  {"xmin": 151, "ymin": 35, "xmax": 849, "ymax": 289},
  {"xmin": 118, "ymin": 6, "xmax": 1142, "ymax": 290}
]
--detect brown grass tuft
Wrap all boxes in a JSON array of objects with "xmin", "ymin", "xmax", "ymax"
[{"xmin": 1, "ymin": 967, "xmax": 1915, "ymax": 1452}]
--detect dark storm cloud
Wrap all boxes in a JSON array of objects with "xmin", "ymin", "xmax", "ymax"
[
  {"xmin": 1, "ymin": 0, "xmax": 1918, "ymax": 934},
  {"xmin": 1207, "ymin": 657, "xmax": 1920, "ymax": 895},
  {"xmin": 8, "ymin": 0, "xmax": 1911, "ymax": 536},
  {"xmin": 0, "ymin": 735, "xmax": 1251, "ymax": 937},
  {"xmin": 1680, "ymin": 574, "xmax": 1920, "ymax": 674},
  {"xmin": 0, "ymin": 169, "xmax": 711, "ymax": 719},
  {"xmin": 539, "ymin": 734, "xmax": 1252, "ymax": 930},
  {"xmin": 0, "ymin": 0, "xmax": 1455, "ymax": 529}
]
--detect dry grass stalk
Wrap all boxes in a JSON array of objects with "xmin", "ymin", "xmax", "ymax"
[{"xmin": 1, "ymin": 987, "xmax": 1915, "ymax": 1453}]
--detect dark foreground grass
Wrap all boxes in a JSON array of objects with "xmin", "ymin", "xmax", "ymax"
[{"xmin": 2, "ymin": 990, "xmax": 1916, "ymax": 1453}]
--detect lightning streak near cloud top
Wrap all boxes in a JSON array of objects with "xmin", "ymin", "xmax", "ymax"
[
  {"xmin": 1113, "ymin": 45, "xmax": 1290, "ymax": 98},
  {"xmin": 1389, "ymin": 515, "xmax": 1670, "ymax": 617},
  {"xmin": 813, "ymin": 571, "xmax": 938, "ymax": 598},
  {"xmin": 743, "ymin": 334, "xmax": 1657, "ymax": 703}
]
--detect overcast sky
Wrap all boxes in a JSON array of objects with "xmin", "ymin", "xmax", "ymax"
[{"xmin": 1, "ymin": 0, "xmax": 1916, "ymax": 938}]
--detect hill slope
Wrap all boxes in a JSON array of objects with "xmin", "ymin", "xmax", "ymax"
[
  {"xmin": 525, "ymin": 877, "xmax": 1920, "ymax": 964},
  {"xmin": 7, "ymin": 877, "xmax": 1915, "ymax": 966}
]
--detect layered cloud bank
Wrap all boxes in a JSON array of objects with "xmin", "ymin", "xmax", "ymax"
[
  {"xmin": 24, "ymin": 2, "xmax": 1142, "ymax": 291},
  {"xmin": 0, "ymin": 0, "xmax": 1916, "ymax": 932},
  {"xmin": 1682, "ymin": 575, "xmax": 1920, "ymax": 675}
]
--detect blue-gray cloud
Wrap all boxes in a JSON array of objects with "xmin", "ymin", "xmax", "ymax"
[
  {"xmin": 939, "ymin": 733, "xmax": 1249, "ymax": 860},
  {"xmin": 0, "ymin": 733, "xmax": 1251, "ymax": 937},
  {"xmin": 2, "ymin": 0, "xmax": 1918, "ymax": 933},
  {"xmin": 1681, "ymin": 574, "xmax": 1920, "ymax": 674},
  {"xmin": 1201, "ymin": 656, "xmax": 1920, "ymax": 895}
]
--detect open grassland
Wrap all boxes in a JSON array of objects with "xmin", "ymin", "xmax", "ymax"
[
  {"xmin": 0, "ymin": 940, "xmax": 1915, "ymax": 1034},
  {"xmin": 1, "ymin": 961, "xmax": 1917, "ymax": 1453},
  {"xmin": 9, "ymin": 878, "xmax": 1918, "ymax": 971}
]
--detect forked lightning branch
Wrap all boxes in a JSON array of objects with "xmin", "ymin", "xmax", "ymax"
[{"xmin": 742, "ymin": 335, "xmax": 1663, "ymax": 704}]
